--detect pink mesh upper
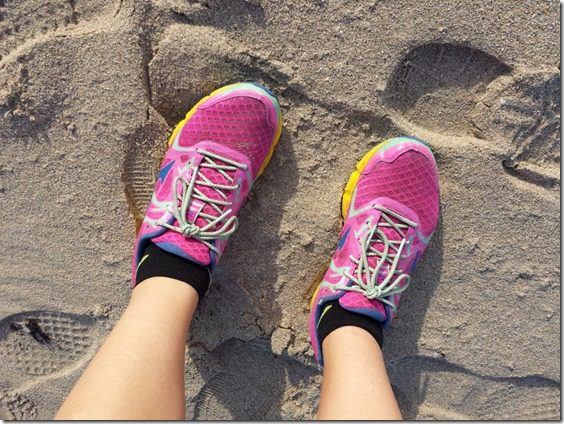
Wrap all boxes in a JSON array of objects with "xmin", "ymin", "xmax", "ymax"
[
  {"xmin": 354, "ymin": 150, "xmax": 439, "ymax": 236},
  {"xmin": 178, "ymin": 96, "xmax": 277, "ymax": 178},
  {"xmin": 339, "ymin": 291, "xmax": 387, "ymax": 315},
  {"xmin": 309, "ymin": 139, "xmax": 441, "ymax": 365},
  {"xmin": 151, "ymin": 152, "xmax": 241, "ymax": 266},
  {"xmin": 132, "ymin": 86, "xmax": 280, "ymax": 280}
]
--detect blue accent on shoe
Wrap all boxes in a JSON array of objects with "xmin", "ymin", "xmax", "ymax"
[
  {"xmin": 403, "ymin": 135, "xmax": 432, "ymax": 150},
  {"xmin": 135, "ymin": 227, "xmax": 167, "ymax": 266},
  {"xmin": 337, "ymin": 227, "xmax": 351, "ymax": 251},
  {"xmin": 208, "ymin": 239, "xmax": 217, "ymax": 272},
  {"xmin": 155, "ymin": 241, "xmax": 206, "ymax": 267},
  {"xmin": 249, "ymin": 81, "xmax": 276, "ymax": 99},
  {"xmin": 409, "ymin": 251, "xmax": 421, "ymax": 273},
  {"xmin": 159, "ymin": 161, "xmax": 175, "ymax": 183},
  {"xmin": 383, "ymin": 304, "xmax": 394, "ymax": 328}
]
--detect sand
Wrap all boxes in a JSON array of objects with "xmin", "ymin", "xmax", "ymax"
[{"xmin": 0, "ymin": 0, "xmax": 560, "ymax": 420}]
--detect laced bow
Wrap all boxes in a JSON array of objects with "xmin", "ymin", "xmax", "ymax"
[
  {"xmin": 157, "ymin": 148, "xmax": 247, "ymax": 253},
  {"xmin": 339, "ymin": 206, "xmax": 418, "ymax": 310}
]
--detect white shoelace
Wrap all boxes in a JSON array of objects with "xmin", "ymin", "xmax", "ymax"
[
  {"xmin": 157, "ymin": 148, "xmax": 248, "ymax": 253},
  {"xmin": 339, "ymin": 206, "xmax": 417, "ymax": 310}
]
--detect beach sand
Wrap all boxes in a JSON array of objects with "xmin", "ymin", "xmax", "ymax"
[{"xmin": 0, "ymin": 0, "xmax": 560, "ymax": 419}]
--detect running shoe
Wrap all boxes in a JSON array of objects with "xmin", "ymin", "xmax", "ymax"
[
  {"xmin": 309, "ymin": 136, "xmax": 440, "ymax": 365},
  {"xmin": 132, "ymin": 82, "xmax": 283, "ymax": 285}
]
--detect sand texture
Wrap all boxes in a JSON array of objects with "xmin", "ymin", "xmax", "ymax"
[{"xmin": 0, "ymin": 0, "xmax": 560, "ymax": 420}]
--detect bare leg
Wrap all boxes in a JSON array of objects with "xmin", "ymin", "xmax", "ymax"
[
  {"xmin": 317, "ymin": 326, "xmax": 402, "ymax": 420},
  {"xmin": 55, "ymin": 277, "xmax": 198, "ymax": 420}
]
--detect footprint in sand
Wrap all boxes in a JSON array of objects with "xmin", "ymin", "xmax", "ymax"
[
  {"xmin": 122, "ymin": 25, "xmax": 241, "ymax": 232},
  {"xmin": 0, "ymin": 0, "xmax": 79, "ymax": 59},
  {"xmin": 0, "ymin": 0, "xmax": 120, "ymax": 60},
  {"xmin": 148, "ymin": 25, "xmax": 240, "ymax": 126},
  {"xmin": 155, "ymin": 0, "xmax": 265, "ymax": 30},
  {"xmin": 125, "ymin": 23, "xmax": 286, "ymax": 232},
  {"xmin": 0, "ymin": 311, "xmax": 99, "ymax": 377},
  {"xmin": 388, "ymin": 355, "xmax": 560, "ymax": 420},
  {"xmin": 471, "ymin": 71, "xmax": 560, "ymax": 189},
  {"xmin": 122, "ymin": 113, "xmax": 169, "ymax": 232},
  {"xmin": 191, "ymin": 338, "xmax": 317, "ymax": 420},
  {"xmin": 0, "ymin": 390, "xmax": 37, "ymax": 420},
  {"xmin": 194, "ymin": 370, "xmax": 269, "ymax": 420},
  {"xmin": 384, "ymin": 42, "xmax": 511, "ymax": 136},
  {"xmin": 385, "ymin": 42, "xmax": 560, "ymax": 189}
]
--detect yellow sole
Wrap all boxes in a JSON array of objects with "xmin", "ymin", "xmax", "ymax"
[
  {"xmin": 309, "ymin": 140, "xmax": 390, "ymax": 310},
  {"xmin": 340, "ymin": 140, "xmax": 392, "ymax": 219}
]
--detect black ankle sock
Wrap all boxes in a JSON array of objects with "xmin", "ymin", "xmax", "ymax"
[
  {"xmin": 317, "ymin": 299, "xmax": 384, "ymax": 349},
  {"xmin": 135, "ymin": 242, "xmax": 211, "ymax": 300}
]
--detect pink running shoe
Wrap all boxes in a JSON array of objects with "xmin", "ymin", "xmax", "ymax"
[
  {"xmin": 132, "ymin": 82, "xmax": 283, "ymax": 286},
  {"xmin": 309, "ymin": 136, "xmax": 440, "ymax": 365}
]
